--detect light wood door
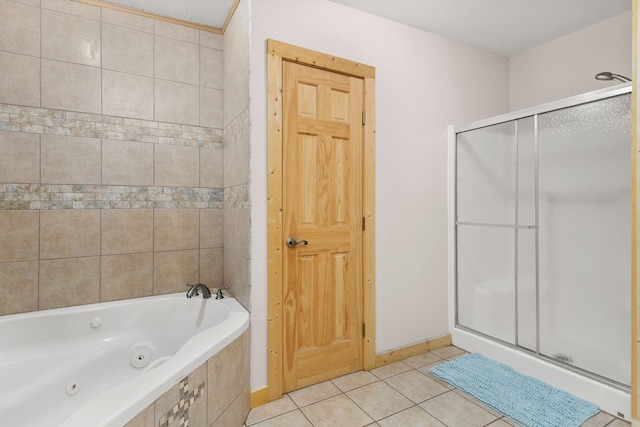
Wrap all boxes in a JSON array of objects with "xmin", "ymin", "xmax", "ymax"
[{"xmin": 282, "ymin": 61, "xmax": 364, "ymax": 391}]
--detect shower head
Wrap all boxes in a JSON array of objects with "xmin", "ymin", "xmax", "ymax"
[{"xmin": 595, "ymin": 71, "xmax": 631, "ymax": 82}]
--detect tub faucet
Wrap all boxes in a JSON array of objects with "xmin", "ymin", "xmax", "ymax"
[
  {"xmin": 215, "ymin": 285, "xmax": 229, "ymax": 299},
  {"xmin": 186, "ymin": 283, "xmax": 212, "ymax": 299}
]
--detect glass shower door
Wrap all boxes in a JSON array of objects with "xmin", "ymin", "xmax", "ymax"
[
  {"xmin": 456, "ymin": 121, "xmax": 517, "ymax": 344},
  {"xmin": 537, "ymin": 94, "xmax": 631, "ymax": 386}
]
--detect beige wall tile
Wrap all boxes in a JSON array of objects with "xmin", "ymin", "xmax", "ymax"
[
  {"xmin": 155, "ymin": 36, "xmax": 199, "ymax": 85},
  {"xmin": 41, "ymin": 134, "xmax": 101, "ymax": 184},
  {"xmin": 41, "ymin": 9, "xmax": 101, "ymax": 67},
  {"xmin": 101, "ymin": 253, "xmax": 153, "ymax": 301},
  {"xmin": 199, "ymin": 209, "xmax": 223, "ymax": 248},
  {"xmin": 9, "ymin": 0, "xmax": 40, "ymax": 7},
  {"xmin": 40, "ymin": 210, "xmax": 100, "ymax": 259},
  {"xmin": 123, "ymin": 405, "xmax": 154, "ymax": 427},
  {"xmin": 200, "ymin": 147, "xmax": 223, "ymax": 188},
  {"xmin": 199, "ymin": 31, "xmax": 222, "ymax": 50},
  {"xmin": 210, "ymin": 381, "xmax": 250, "ymax": 427},
  {"xmin": 102, "ymin": 139, "xmax": 154, "ymax": 186},
  {"xmin": 200, "ymin": 248, "xmax": 223, "ymax": 287},
  {"xmin": 101, "ymin": 209, "xmax": 153, "ymax": 254},
  {"xmin": 0, "ymin": 1, "xmax": 40, "ymax": 56},
  {"xmin": 154, "ymin": 20, "xmax": 199, "ymax": 44},
  {"xmin": 42, "ymin": 59, "xmax": 101, "ymax": 113},
  {"xmin": 41, "ymin": 0, "xmax": 100, "ymax": 20},
  {"xmin": 222, "ymin": 0, "xmax": 249, "ymax": 78},
  {"xmin": 224, "ymin": 249, "xmax": 250, "ymax": 310},
  {"xmin": 187, "ymin": 363, "xmax": 208, "ymax": 427},
  {"xmin": 223, "ymin": 67, "xmax": 249, "ymax": 127},
  {"xmin": 200, "ymin": 47, "xmax": 223, "ymax": 89},
  {"xmin": 102, "ymin": 70, "xmax": 154, "ymax": 120},
  {"xmin": 0, "ymin": 261, "xmax": 38, "ymax": 315},
  {"xmin": 102, "ymin": 8, "xmax": 154, "ymax": 33},
  {"xmin": 153, "ymin": 250, "xmax": 199, "ymax": 295},
  {"xmin": 153, "ymin": 380, "xmax": 180, "ymax": 427},
  {"xmin": 0, "ymin": 131, "xmax": 40, "ymax": 183},
  {"xmin": 207, "ymin": 331, "xmax": 250, "ymax": 426},
  {"xmin": 0, "ymin": 52, "xmax": 40, "ymax": 107},
  {"xmin": 224, "ymin": 208, "xmax": 250, "ymax": 258},
  {"xmin": 154, "ymin": 144, "xmax": 199, "ymax": 187},
  {"xmin": 39, "ymin": 256, "xmax": 100, "ymax": 309},
  {"xmin": 200, "ymin": 87, "xmax": 223, "ymax": 129},
  {"xmin": 154, "ymin": 79, "xmax": 199, "ymax": 126},
  {"xmin": 0, "ymin": 211, "xmax": 39, "ymax": 263},
  {"xmin": 102, "ymin": 23, "xmax": 154, "ymax": 77},
  {"xmin": 154, "ymin": 209, "xmax": 199, "ymax": 252},
  {"xmin": 224, "ymin": 132, "xmax": 250, "ymax": 187}
]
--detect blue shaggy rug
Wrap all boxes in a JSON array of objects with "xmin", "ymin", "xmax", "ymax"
[{"xmin": 429, "ymin": 353, "xmax": 599, "ymax": 427}]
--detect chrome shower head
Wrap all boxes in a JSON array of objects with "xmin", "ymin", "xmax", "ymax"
[{"xmin": 595, "ymin": 71, "xmax": 631, "ymax": 82}]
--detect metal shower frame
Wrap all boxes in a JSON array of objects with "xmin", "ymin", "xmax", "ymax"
[{"xmin": 447, "ymin": 83, "xmax": 632, "ymax": 391}]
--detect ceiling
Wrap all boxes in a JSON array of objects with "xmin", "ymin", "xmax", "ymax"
[{"xmin": 103, "ymin": 0, "xmax": 631, "ymax": 57}]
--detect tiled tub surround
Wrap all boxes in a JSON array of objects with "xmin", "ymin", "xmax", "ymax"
[
  {"xmin": 124, "ymin": 329, "xmax": 251, "ymax": 427},
  {"xmin": 0, "ymin": 292, "xmax": 249, "ymax": 426},
  {"xmin": 0, "ymin": 0, "xmax": 234, "ymax": 314}
]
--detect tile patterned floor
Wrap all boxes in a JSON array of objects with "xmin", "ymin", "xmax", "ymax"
[{"xmin": 245, "ymin": 346, "xmax": 631, "ymax": 427}]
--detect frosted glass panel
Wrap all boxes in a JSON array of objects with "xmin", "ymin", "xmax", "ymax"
[
  {"xmin": 537, "ymin": 94, "xmax": 631, "ymax": 385},
  {"xmin": 517, "ymin": 117, "xmax": 535, "ymax": 227},
  {"xmin": 457, "ymin": 225, "xmax": 515, "ymax": 344},
  {"xmin": 516, "ymin": 229, "xmax": 536, "ymax": 351},
  {"xmin": 457, "ymin": 122, "xmax": 516, "ymax": 224}
]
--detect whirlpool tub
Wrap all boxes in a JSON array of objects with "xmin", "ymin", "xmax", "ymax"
[{"xmin": 0, "ymin": 292, "xmax": 250, "ymax": 427}]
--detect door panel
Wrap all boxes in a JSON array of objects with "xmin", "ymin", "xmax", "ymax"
[{"xmin": 282, "ymin": 61, "xmax": 364, "ymax": 391}]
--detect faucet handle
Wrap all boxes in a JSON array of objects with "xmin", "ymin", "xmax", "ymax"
[{"xmin": 215, "ymin": 285, "xmax": 229, "ymax": 299}]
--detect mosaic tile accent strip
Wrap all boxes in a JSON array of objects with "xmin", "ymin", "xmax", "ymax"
[
  {"xmin": 0, "ymin": 104, "xmax": 222, "ymax": 148},
  {"xmin": 0, "ymin": 184, "xmax": 223, "ymax": 210},
  {"xmin": 224, "ymin": 184, "xmax": 250, "ymax": 209},
  {"xmin": 158, "ymin": 378, "xmax": 206, "ymax": 427}
]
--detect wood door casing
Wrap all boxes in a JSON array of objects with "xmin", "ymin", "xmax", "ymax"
[{"xmin": 282, "ymin": 61, "xmax": 364, "ymax": 391}]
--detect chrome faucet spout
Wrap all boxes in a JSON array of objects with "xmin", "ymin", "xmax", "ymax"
[{"xmin": 186, "ymin": 283, "xmax": 212, "ymax": 299}]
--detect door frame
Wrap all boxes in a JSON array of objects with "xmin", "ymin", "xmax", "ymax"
[{"xmin": 266, "ymin": 39, "xmax": 376, "ymax": 401}]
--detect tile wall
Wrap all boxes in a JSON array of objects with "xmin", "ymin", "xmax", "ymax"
[
  {"xmin": 0, "ymin": 0, "xmax": 232, "ymax": 315},
  {"xmin": 222, "ymin": 0, "xmax": 251, "ymax": 310}
]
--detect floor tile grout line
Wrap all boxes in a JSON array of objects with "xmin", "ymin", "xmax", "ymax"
[
  {"xmin": 245, "ymin": 407, "xmax": 299, "ymax": 426},
  {"xmin": 247, "ymin": 346, "xmax": 627, "ymax": 427}
]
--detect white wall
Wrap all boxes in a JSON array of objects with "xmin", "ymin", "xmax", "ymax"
[
  {"xmin": 510, "ymin": 11, "xmax": 631, "ymax": 111},
  {"xmin": 248, "ymin": 0, "xmax": 510, "ymax": 390}
]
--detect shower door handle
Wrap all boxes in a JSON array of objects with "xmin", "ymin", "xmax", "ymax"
[{"xmin": 286, "ymin": 236, "xmax": 308, "ymax": 248}]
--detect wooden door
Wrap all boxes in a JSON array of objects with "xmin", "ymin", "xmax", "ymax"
[{"xmin": 282, "ymin": 61, "xmax": 364, "ymax": 391}]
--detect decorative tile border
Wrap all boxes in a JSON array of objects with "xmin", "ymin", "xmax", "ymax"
[
  {"xmin": 0, "ymin": 184, "xmax": 223, "ymax": 210},
  {"xmin": 0, "ymin": 104, "xmax": 222, "ymax": 148},
  {"xmin": 224, "ymin": 184, "xmax": 250, "ymax": 209},
  {"xmin": 158, "ymin": 378, "xmax": 206, "ymax": 427}
]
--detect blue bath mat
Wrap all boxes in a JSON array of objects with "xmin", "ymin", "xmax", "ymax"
[{"xmin": 429, "ymin": 353, "xmax": 599, "ymax": 427}]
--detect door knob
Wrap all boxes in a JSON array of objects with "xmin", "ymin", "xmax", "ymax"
[{"xmin": 286, "ymin": 236, "xmax": 308, "ymax": 248}]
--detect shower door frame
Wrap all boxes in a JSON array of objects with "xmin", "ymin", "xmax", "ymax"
[{"xmin": 447, "ymin": 84, "xmax": 632, "ymax": 391}]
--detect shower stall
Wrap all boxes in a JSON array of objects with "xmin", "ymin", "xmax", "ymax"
[{"xmin": 448, "ymin": 85, "xmax": 631, "ymax": 417}]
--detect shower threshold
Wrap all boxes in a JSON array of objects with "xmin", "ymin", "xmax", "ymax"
[{"xmin": 452, "ymin": 326, "xmax": 631, "ymax": 420}]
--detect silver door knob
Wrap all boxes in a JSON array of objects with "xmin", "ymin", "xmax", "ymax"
[{"xmin": 286, "ymin": 236, "xmax": 308, "ymax": 248}]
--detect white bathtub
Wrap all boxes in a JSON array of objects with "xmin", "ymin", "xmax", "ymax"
[{"xmin": 0, "ymin": 292, "xmax": 249, "ymax": 427}]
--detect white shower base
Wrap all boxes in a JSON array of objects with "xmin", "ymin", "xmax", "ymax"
[{"xmin": 452, "ymin": 327, "xmax": 631, "ymax": 420}]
